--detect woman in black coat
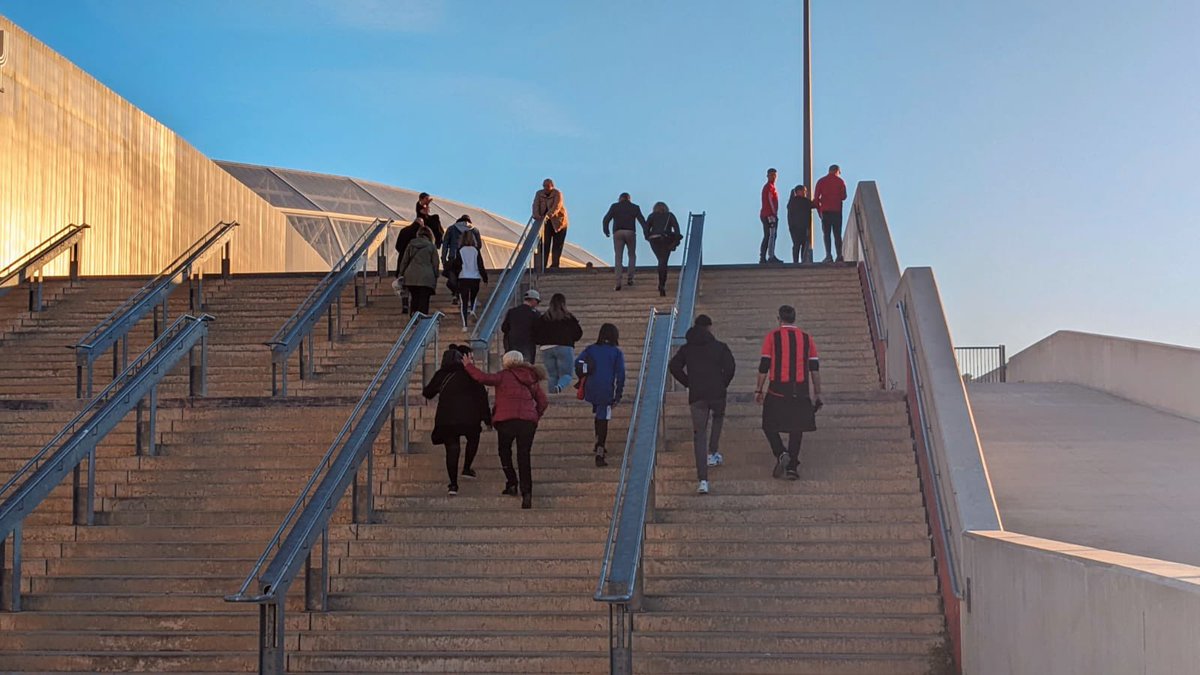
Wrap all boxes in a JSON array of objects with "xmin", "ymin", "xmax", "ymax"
[
  {"xmin": 423, "ymin": 344, "xmax": 492, "ymax": 495},
  {"xmin": 643, "ymin": 201, "xmax": 682, "ymax": 297}
]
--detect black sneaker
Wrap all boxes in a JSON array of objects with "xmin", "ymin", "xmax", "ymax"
[
  {"xmin": 448, "ymin": 484, "xmax": 458, "ymax": 495},
  {"xmin": 501, "ymin": 484, "xmax": 518, "ymax": 496},
  {"xmin": 521, "ymin": 494, "xmax": 532, "ymax": 509},
  {"xmin": 461, "ymin": 468, "xmax": 477, "ymax": 479},
  {"xmin": 595, "ymin": 454, "xmax": 607, "ymax": 467},
  {"xmin": 658, "ymin": 287, "xmax": 666, "ymax": 297},
  {"xmin": 785, "ymin": 469, "xmax": 799, "ymax": 481},
  {"xmin": 772, "ymin": 453, "xmax": 789, "ymax": 479}
]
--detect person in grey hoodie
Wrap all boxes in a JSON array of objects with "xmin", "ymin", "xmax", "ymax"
[{"xmin": 442, "ymin": 215, "xmax": 478, "ymax": 304}]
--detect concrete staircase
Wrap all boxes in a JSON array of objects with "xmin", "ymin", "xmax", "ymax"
[
  {"xmin": 634, "ymin": 265, "xmax": 945, "ymax": 674},
  {"xmin": 0, "ymin": 265, "xmax": 945, "ymax": 674}
]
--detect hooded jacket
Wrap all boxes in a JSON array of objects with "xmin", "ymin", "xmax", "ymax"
[
  {"xmin": 534, "ymin": 312, "xmax": 584, "ymax": 347},
  {"xmin": 423, "ymin": 351, "xmax": 492, "ymax": 440},
  {"xmin": 398, "ymin": 236, "xmax": 440, "ymax": 289},
  {"xmin": 443, "ymin": 220, "xmax": 477, "ymax": 263},
  {"xmin": 575, "ymin": 343, "xmax": 626, "ymax": 407},
  {"xmin": 465, "ymin": 362, "xmax": 549, "ymax": 423},
  {"xmin": 669, "ymin": 326, "xmax": 736, "ymax": 403}
]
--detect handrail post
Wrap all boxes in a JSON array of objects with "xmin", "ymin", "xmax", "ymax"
[
  {"xmin": 28, "ymin": 270, "xmax": 43, "ymax": 312},
  {"xmin": 260, "ymin": 600, "xmax": 285, "ymax": 675},
  {"xmin": 70, "ymin": 240, "xmax": 81, "ymax": 280},
  {"xmin": 1, "ymin": 525, "xmax": 22, "ymax": 612},
  {"xmin": 221, "ymin": 241, "xmax": 232, "ymax": 278}
]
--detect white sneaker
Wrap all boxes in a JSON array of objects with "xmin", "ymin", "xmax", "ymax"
[
  {"xmin": 697, "ymin": 480, "xmax": 709, "ymax": 494},
  {"xmin": 391, "ymin": 278, "xmax": 403, "ymax": 291},
  {"xmin": 707, "ymin": 452, "xmax": 724, "ymax": 467}
]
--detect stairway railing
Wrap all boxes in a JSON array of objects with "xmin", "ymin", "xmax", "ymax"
[
  {"xmin": 594, "ymin": 307, "xmax": 677, "ymax": 675},
  {"xmin": 0, "ymin": 313, "xmax": 212, "ymax": 612},
  {"xmin": 670, "ymin": 212, "xmax": 705, "ymax": 347},
  {"xmin": 468, "ymin": 217, "xmax": 541, "ymax": 368},
  {"xmin": 72, "ymin": 221, "xmax": 237, "ymax": 398},
  {"xmin": 226, "ymin": 311, "xmax": 441, "ymax": 675},
  {"xmin": 265, "ymin": 218, "xmax": 392, "ymax": 396},
  {"xmin": 0, "ymin": 223, "xmax": 89, "ymax": 312}
]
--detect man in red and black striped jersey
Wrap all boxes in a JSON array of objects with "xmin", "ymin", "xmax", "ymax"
[{"xmin": 755, "ymin": 305, "xmax": 824, "ymax": 480}]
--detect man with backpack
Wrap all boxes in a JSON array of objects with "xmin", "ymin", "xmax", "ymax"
[
  {"xmin": 755, "ymin": 305, "xmax": 823, "ymax": 480},
  {"xmin": 669, "ymin": 315, "xmax": 736, "ymax": 494}
]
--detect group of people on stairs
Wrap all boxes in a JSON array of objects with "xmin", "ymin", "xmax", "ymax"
[{"xmin": 399, "ymin": 177, "xmax": 826, "ymax": 507}]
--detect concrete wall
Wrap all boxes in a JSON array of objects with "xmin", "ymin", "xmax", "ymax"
[
  {"xmin": 963, "ymin": 530, "xmax": 1200, "ymax": 675},
  {"xmin": 0, "ymin": 16, "xmax": 327, "ymax": 275},
  {"xmin": 1007, "ymin": 330, "xmax": 1200, "ymax": 422}
]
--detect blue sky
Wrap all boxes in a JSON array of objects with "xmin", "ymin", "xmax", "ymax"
[{"xmin": 3, "ymin": 0, "xmax": 1198, "ymax": 352}]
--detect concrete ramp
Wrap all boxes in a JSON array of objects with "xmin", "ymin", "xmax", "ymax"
[{"xmin": 970, "ymin": 382, "xmax": 1200, "ymax": 566}]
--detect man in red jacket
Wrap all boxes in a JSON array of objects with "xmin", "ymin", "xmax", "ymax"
[
  {"xmin": 758, "ymin": 168, "xmax": 782, "ymax": 264},
  {"xmin": 814, "ymin": 164, "xmax": 848, "ymax": 263}
]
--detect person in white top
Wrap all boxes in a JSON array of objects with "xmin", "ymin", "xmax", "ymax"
[{"xmin": 451, "ymin": 229, "xmax": 489, "ymax": 329}]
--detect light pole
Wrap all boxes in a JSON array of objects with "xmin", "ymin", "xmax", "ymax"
[{"xmin": 802, "ymin": 0, "xmax": 814, "ymax": 264}]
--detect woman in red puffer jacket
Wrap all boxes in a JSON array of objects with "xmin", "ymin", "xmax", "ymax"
[{"xmin": 464, "ymin": 350, "xmax": 549, "ymax": 509}]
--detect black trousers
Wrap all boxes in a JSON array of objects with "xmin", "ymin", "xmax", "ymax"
[
  {"xmin": 541, "ymin": 222, "xmax": 566, "ymax": 268},
  {"xmin": 495, "ymin": 419, "xmax": 537, "ymax": 496},
  {"xmin": 765, "ymin": 430, "xmax": 803, "ymax": 471},
  {"xmin": 759, "ymin": 215, "xmax": 779, "ymax": 260},
  {"xmin": 407, "ymin": 286, "xmax": 433, "ymax": 315},
  {"xmin": 789, "ymin": 221, "xmax": 811, "ymax": 263},
  {"xmin": 458, "ymin": 278, "xmax": 480, "ymax": 320},
  {"xmin": 444, "ymin": 430, "xmax": 480, "ymax": 486},
  {"xmin": 821, "ymin": 210, "xmax": 843, "ymax": 259},
  {"xmin": 650, "ymin": 239, "xmax": 672, "ymax": 290}
]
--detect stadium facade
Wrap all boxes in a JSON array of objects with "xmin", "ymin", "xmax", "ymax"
[{"xmin": 0, "ymin": 15, "xmax": 602, "ymax": 278}]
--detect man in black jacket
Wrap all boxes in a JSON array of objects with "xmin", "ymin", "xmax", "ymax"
[
  {"xmin": 669, "ymin": 314, "xmax": 736, "ymax": 494},
  {"xmin": 501, "ymin": 290, "xmax": 541, "ymax": 364},
  {"xmin": 602, "ymin": 193, "xmax": 647, "ymax": 291}
]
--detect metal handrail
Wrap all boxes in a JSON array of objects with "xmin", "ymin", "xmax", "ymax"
[
  {"xmin": 468, "ymin": 217, "xmax": 541, "ymax": 364},
  {"xmin": 898, "ymin": 299, "xmax": 961, "ymax": 598},
  {"xmin": 851, "ymin": 203, "xmax": 885, "ymax": 342},
  {"xmin": 670, "ymin": 212, "xmax": 705, "ymax": 346},
  {"xmin": 72, "ymin": 221, "xmax": 237, "ymax": 398},
  {"xmin": 0, "ymin": 313, "xmax": 212, "ymax": 611},
  {"xmin": 0, "ymin": 223, "xmax": 89, "ymax": 287},
  {"xmin": 594, "ymin": 307, "xmax": 677, "ymax": 673},
  {"xmin": 226, "ymin": 311, "xmax": 442, "ymax": 675},
  {"xmin": 0, "ymin": 223, "xmax": 90, "ymax": 313},
  {"xmin": 265, "ymin": 218, "xmax": 392, "ymax": 396}
]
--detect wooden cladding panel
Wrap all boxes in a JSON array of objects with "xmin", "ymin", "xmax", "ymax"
[{"xmin": 0, "ymin": 16, "xmax": 326, "ymax": 276}]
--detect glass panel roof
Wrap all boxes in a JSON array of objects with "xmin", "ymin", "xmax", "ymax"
[
  {"xmin": 219, "ymin": 162, "xmax": 321, "ymax": 211},
  {"xmin": 286, "ymin": 215, "xmax": 341, "ymax": 267},
  {"xmin": 271, "ymin": 169, "xmax": 401, "ymax": 219}
]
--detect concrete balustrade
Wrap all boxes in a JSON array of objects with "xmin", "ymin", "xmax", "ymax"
[
  {"xmin": 963, "ymin": 530, "xmax": 1200, "ymax": 675},
  {"xmin": 1007, "ymin": 330, "xmax": 1200, "ymax": 422}
]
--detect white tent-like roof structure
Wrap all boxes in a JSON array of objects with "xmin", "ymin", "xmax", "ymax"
[{"xmin": 218, "ymin": 161, "xmax": 604, "ymax": 270}]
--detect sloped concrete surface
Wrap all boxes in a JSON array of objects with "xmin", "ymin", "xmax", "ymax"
[{"xmin": 970, "ymin": 382, "xmax": 1200, "ymax": 565}]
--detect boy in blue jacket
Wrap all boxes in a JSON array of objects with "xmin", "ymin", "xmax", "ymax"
[{"xmin": 575, "ymin": 323, "xmax": 625, "ymax": 467}]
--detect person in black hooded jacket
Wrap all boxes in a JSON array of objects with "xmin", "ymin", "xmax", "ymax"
[
  {"xmin": 423, "ymin": 344, "xmax": 492, "ymax": 495},
  {"xmin": 669, "ymin": 314, "xmax": 736, "ymax": 494}
]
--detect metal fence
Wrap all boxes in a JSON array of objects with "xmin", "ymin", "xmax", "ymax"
[{"xmin": 955, "ymin": 345, "xmax": 1006, "ymax": 383}]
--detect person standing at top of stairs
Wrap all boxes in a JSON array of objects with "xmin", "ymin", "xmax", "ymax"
[
  {"xmin": 669, "ymin": 314, "xmax": 736, "ymax": 495},
  {"xmin": 759, "ymin": 167, "xmax": 783, "ymax": 264},
  {"xmin": 755, "ymin": 304, "xmax": 824, "ymax": 480},
  {"xmin": 787, "ymin": 184, "xmax": 818, "ymax": 264},
  {"xmin": 532, "ymin": 178, "xmax": 569, "ymax": 269},
  {"xmin": 575, "ymin": 323, "xmax": 626, "ymax": 468},
  {"xmin": 415, "ymin": 192, "xmax": 445, "ymax": 247},
  {"xmin": 814, "ymin": 164, "xmax": 848, "ymax": 263},
  {"xmin": 602, "ymin": 192, "xmax": 648, "ymax": 291},
  {"xmin": 464, "ymin": 350, "xmax": 549, "ymax": 509}
]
